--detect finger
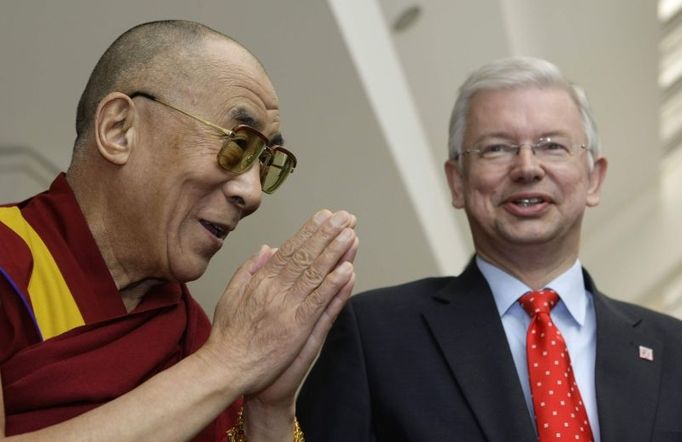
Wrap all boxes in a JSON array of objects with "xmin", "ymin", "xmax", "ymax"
[
  {"xmin": 223, "ymin": 245, "xmax": 272, "ymax": 295},
  {"xmin": 272, "ymin": 211, "xmax": 356, "ymax": 286},
  {"xmin": 211, "ymin": 245, "xmax": 272, "ymax": 325},
  {"xmin": 294, "ymin": 261, "xmax": 354, "ymax": 326},
  {"xmin": 339, "ymin": 236, "xmax": 360, "ymax": 265},
  {"xmin": 294, "ymin": 271, "xmax": 356, "ymax": 368},
  {"xmin": 263, "ymin": 209, "xmax": 333, "ymax": 273},
  {"xmin": 247, "ymin": 245, "xmax": 277, "ymax": 274},
  {"xmin": 289, "ymin": 227, "xmax": 356, "ymax": 298},
  {"xmin": 348, "ymin": 214, "xmax": 358, "ymax": 230}
]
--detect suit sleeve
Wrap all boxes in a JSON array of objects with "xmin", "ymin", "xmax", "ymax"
[{"xmin": 297, "ymin": 300, "xmax": 376, "ymax": 442}]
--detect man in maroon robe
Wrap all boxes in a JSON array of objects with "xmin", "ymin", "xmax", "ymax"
[{"xmin": 0, "ymin": 20, "xmax": 358, "ymax": 441}]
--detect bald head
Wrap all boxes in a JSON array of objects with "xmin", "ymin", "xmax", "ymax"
[{"xmin": 74, "ymin": 20, "xmax": 261, "ymax": 146}]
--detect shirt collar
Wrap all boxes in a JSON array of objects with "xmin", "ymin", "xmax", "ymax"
[{"xmin": 476, "ymin": 255, "xmax": 588, "ymax": 326}]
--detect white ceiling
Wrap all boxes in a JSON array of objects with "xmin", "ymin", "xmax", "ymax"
[{"xmin": 1, "ymin": 1, "xmax": 680, "ymax": 317}]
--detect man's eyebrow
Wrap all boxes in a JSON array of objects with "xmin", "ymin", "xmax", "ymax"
[
  {"xmin": 230, "ymin": 108, "xmax": 261, "ymax": 130},
  {"xmin": 539, "ymin": 130, "xmax": 572, "ymax": 139},
  {"xmin": 472, "ymin": 132, "xmax": 515, "ymax": 145},
  {"xmin": 270, "ymin": 133, "xmax": 285, "ymax": 146},
  {"xmin": 230, "ymin": 107, "xmax": 285, "ymax": 146}
]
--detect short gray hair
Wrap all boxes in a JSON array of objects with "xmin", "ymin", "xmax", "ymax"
[{"xmin": 447, "ymin": 56, "xmax": 600, "ymax": 163}]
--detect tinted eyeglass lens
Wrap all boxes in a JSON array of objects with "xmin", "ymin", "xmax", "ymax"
[
  {"xmin": 217, "ymin": 127, "xmax": 266, "ymax": 173},
  {"xmin": 262, "ymin": 150, "xmax": 294, "ymax": 193}
]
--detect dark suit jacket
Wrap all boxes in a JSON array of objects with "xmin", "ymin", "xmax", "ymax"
[{"xmin": 297, "ymin": 261, "xmax": 682, "ymax": 441}]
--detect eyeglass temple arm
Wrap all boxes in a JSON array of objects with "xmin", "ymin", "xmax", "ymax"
[{"xmin": 129, "ymin": 91, "xmax": 234, "ymax": 137}]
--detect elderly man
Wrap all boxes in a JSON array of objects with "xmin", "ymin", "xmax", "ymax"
[
  {"xmin": 0, "ymin": 20, "xmax": 358, "ymax": 441},
  {"xmin": 298, "ymin": 57, "xmax": 682, "ymax": 441}
]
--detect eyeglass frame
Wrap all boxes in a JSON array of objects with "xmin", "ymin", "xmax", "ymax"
[
  {"xmin": 128, "ymin": 91, "xmax": 297, "ymax": 193},
  {"xmin": 455, "ymin": 136, "xmax": 589, "ymax": 163}
]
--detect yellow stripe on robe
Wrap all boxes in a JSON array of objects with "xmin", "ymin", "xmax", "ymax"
[{"xmin": 0, "ymin": 206, "xmax": 84, "ymax": 339}]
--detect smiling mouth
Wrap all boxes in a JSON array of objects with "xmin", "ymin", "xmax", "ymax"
[
  {"xmin": 512, "ymin": 197, "xmax": 546, "ymax": 208},
  {"xmin": 200, "ymin": 219, "xmax": 229, "ymax": 239}
]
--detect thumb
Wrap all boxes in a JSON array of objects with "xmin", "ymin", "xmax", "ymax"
[
  {"xmin": 230, "ymin": 244, "xmax": 276, "ymax": 288},
  {"xmin": 247, "ymin": 245, "xmax": 277, "ymax": 274},
  {"xmin": 216, "ymin": 245, "xmax": 271, "ymax": 305}
]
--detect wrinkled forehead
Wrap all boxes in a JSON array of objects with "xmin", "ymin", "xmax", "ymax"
[
  {"xmin": 201, "ymin": 38, "xmax": 276, "ymax": 98},
  {"xmin": 178, "ymin": 38, "xmax": 281, "ymax": 136},
  {"xmin": 465, "ymin": 86, "xmax": 584, "ymax": 139},
  {"xmin": 468, "ymin": 86, "xmax": 580, "ymax": 119}
]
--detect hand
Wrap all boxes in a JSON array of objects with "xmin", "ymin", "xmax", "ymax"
[
  {"xmin": 246, "ymin": 231, "xmax": 358, "ymax": 407},
  {"xmin": 203, "ymin": 209, "xmax": 359, "ymax": 398}
]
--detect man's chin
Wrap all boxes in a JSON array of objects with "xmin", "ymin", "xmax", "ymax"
[
  {"xmin": 499, "ymin": 226, "xmax": 563, "ymax": 246},
  {"xmin": 170, "ymin": 254, "xmax": 213, "ymax": 283}
]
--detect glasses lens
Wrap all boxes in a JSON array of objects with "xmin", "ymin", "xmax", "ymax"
[
  {"xmin": 217, "ymin": 127, "xmax": 266, "ymax": 173},
  {"xmin": 261, "ymin": 150, "xmax": 295, "ymax": 193}
]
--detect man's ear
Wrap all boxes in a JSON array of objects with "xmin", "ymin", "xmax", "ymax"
[
  {"xmin": 444, "ymin": 159, "xmax": 466, "ymax": 209},
  {"xmin": 94, "ymin": 92, "xmax": 137, "ymax": 165},
  {"xmin": 586, "ymin": 156, "xmax": 608, "ymax": 207}
]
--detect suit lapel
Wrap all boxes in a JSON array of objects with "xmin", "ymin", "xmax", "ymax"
[
  {"xmin": 421, "ymin": 263, "xmax": 536, "ymax": 442},
  {"xmin": 592, "ymin": 284, "xmax": 662, "ymax": 442}
]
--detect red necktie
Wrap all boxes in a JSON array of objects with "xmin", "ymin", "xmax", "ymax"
[{"xmin": 519, "ymin": 289, "xmax": 594, "ymax": 442}]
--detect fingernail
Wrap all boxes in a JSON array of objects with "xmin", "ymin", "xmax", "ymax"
[
  {"xmin": 331, "ymin": 211, "xmax": 347, "ymax": 227},
  {"xmin": 313, "ymin": 210, "xmax": 330, "ymax": 225},
  {"xmin": 338, "ymin": 261, "xmax": 353, "ymax": 275}
]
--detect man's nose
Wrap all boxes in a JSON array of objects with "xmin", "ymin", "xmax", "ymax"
[
  {"xmin": 510, "ymin": 144, "xmax": 545, "ymax": 182},
  {"xmin": 223, "ymin": 162, "xmax": 263, "ymax": 217}
]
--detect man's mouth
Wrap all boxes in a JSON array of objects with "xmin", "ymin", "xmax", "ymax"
[
  {"xmin": 199, "ymin": 219, "xmax": 229, "ymax": 239},
  {"xmin": 513, "ymin": 197, "xmax": 546, "ymax": 208}
]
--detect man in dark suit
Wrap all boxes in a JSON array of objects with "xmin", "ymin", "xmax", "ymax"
[{"xmin": 297, "ymin": 56, "xmax": 682, "ymax": 441}]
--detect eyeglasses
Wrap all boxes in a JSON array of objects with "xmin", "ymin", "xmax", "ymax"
[
  {"xmin": 457, "ymin": 137, "xmax": 588, "ymax": 166},
  {"xmin": 129, "ymin": 91, "xmax": 296, "ymax": 194}
]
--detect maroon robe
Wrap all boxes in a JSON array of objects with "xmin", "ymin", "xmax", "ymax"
[{"xmin": 0, "ymin": 174, "xmax": 241, "ymax": 440}]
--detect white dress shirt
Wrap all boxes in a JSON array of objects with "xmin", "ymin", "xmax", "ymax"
[{"xmin": 476, "ymin": 256, "xmax": 601, "ymax": 441}]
